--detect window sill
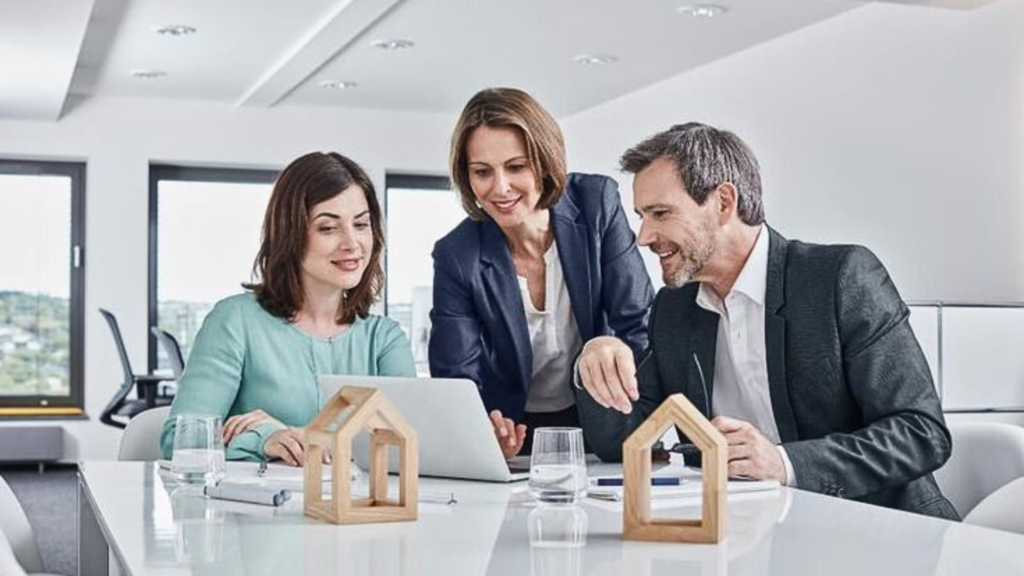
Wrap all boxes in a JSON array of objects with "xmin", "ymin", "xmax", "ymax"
[{"xmin": 0, "ymin": 408, "xmax": 88, "ymax": 420}]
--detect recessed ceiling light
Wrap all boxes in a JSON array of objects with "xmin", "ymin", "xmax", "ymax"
[
  {"xmin": 154, "ymin": 25, "xmax": 197, "ymax": 36},
  {"xmin": 678, "ymin": 4, "xmax": 729, "ymax": 18},
  {"xmin": 573, "ymin": 54, "xmax": 618, "ymax": 66},
  {"xmin": 320, "ymin": 80, "xmax": 358, "ymax": 90},
  {"xmin": 130, "ymin": 69, "xmax": 167, "ymax": 79},
  {"xmin": 370, "ymin": 38, "xmax": 415, "ymax": 51}
]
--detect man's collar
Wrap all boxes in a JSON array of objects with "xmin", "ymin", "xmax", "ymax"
[
  {"xmin": 696, "ymin": 224, "xmax": 769, "ymax": 311},
  {"xmin": 731, "ymin": 224, "xmax": 769, "ymax": 306}
]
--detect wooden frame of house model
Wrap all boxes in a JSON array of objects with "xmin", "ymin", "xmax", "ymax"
[
  {"xmin": 622, "ymin": 393, "xmax": 727, "ymax": 543},
  {"xmin": 304, "ymin": 386, "xmax": 419, "ymax": 525}
]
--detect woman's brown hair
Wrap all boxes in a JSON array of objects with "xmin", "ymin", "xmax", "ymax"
[
  {"xmin": 449, "ymin": 87, "xmax": 567, "ymax": 220},
  {"xmin": 245, "ymin": 152, "xmax": 385, "ymax": 325}
]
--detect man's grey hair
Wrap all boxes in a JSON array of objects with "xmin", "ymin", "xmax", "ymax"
[{"xmin": 620, "ymin": 122, "xmax": 765, "ymax": 226}]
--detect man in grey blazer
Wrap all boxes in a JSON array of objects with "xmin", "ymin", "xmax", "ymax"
[{"xmin": 576, "ymin": 122, "xmax": 958, "ymax": 519}]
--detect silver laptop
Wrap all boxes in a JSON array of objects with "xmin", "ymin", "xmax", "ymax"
[{"xmin": 318, "ymin": 375, "xmax": 530, "ymax": 482}]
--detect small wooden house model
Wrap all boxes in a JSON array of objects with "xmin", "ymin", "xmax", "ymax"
[
  {"xmin": 304, "ymin": 386, "xmax": 418, "ymax": 525},
  {"xmin": 622, "ymin": 393, "xmax": 727, "ymax": 543}
]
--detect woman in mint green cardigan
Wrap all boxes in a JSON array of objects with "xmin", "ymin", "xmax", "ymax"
[{"xmin": 160, "ymin": 152, "xmax": 415, "ymax": 464}]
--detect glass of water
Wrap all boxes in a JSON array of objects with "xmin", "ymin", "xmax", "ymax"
[
  {"xmin": 528, "ymin": 427, "xmax": 587, "ymax": 504},
  {"xmin": 171, "ymin": 414, "xmax": 226, "ymax": 486}
]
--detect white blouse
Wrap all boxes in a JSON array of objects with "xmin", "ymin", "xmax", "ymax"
[{"xmin": 517, "ymin": 244, "xmax": 583, "ymax": 413}]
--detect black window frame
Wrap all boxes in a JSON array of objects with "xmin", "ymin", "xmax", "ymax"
[
  {"xmin": 0, "ymin": 159, "xmax": 86, "ymax": 416},
  {"xmin": 148, "ymin": 165, "xmax": 278, "ymax": 372},
  {"xmin": 382, "ymin": 173, "xmax": 452, "ymax": 316}
]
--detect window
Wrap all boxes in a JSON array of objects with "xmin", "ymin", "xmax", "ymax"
[
  {"xmin": 149, "ymin": 166, "xmax": 277, "ymax": 372},
  {"xmin": 0, "ymin": 160, "xmax": 85, "ymax": 415},
  {"xmin": 384, "ymin": 174, "xmax": 465, "ymax": 375}
]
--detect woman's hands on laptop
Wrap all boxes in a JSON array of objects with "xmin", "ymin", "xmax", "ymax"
[{"xmin": 489, "ymin": 410, "xmax": 527, "ymax": 459}]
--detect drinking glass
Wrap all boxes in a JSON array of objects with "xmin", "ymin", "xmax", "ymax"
[
  {"xmin": 171, "ymin": 414, "xmax": 226, "ymax": 486},
  {"xmin": 528, "ymin": 427, "xmax": 587, "ymax": 504}
]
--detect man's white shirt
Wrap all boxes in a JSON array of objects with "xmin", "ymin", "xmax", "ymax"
[{"xmin": 695, "ymin": 224, "xmax": 797, "ymax": 487}]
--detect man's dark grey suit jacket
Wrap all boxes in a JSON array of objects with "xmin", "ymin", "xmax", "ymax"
[{"xmin": 631, "ymin": 227, "xmax": 958, "ymax": 520}]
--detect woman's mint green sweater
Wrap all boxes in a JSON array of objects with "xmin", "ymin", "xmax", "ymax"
[{"xmin": 159, "ymin": 293, "xmax": 415, "ymax": 461}]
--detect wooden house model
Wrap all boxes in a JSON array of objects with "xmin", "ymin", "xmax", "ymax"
[
  {"xmin": 304, "ymin": 386, "xmax": 418, "ymax": 525},
  {"xmin": 622, "ymin": 393, "xmax": 727, "ymax": 543}
]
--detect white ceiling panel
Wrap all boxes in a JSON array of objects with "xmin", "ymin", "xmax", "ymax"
[
  {"xmin": 283, "ymin": 0, "xmax": 861, "ymax": 116},
  {"xmin": 864, "ymin": 0, "xmax": 998, "ymax": 8},
  {"xmin": 0, "ymin": 0, "xmax": 96, "ymax": 120},
  {"xmin": 2, "ymin": 0, "xmax": 1006, "ymax": 121},
  {"xmin": 237, "ymin": 0, "xmax": 406, "ymax": 107},
  {"xmin": 70, "ymin": 0, "xmax": 340, "ymax": 101}
]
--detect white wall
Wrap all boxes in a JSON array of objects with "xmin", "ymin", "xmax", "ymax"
[
  {"xmin": 562, "ymin": 0, "xmax": 1024, "ymax": 302},
  {"xmin": 0, "ymin": 96, "xmax": 452, "ymax": 459}
]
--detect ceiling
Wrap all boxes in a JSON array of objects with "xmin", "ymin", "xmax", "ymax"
[{"xmin": 0, "ymin": 0, "xmax": 998, "ymax": 121}]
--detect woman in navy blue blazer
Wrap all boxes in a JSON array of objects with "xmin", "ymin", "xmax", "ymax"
[{"xmin": 429, "ymin": 88, "xmax": 654, "ymax": 461}]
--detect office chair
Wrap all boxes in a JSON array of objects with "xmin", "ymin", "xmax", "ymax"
[
  {"xmin": 150, "ymin": 327, "xmax": 185, "ymax": 380},
  {"xmin": 118, "ymin": 406, "xmax": 172, "ymax": 461},
  {"xmin": 965, "ymin": 476, "xmax": 1024, "ymax": 534},
  {"xmin": 0, "ymin": 475, "xmax": 44, "ymax": 574},
  {"xmin": 98, "ymin": 309, "xmax": 174, "ymax": 429},
  {"xmin": 0, "ymin": 532, "xmax": 28, "ymax": 576},
  {"xmin": 933, "ymin": 422, "xmax": 1024, "ymax": 517}
]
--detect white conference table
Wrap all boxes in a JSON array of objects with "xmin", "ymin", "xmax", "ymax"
[{"xmin": 77, "ymin": 459, "xmax": 1024, "ymax": 576}]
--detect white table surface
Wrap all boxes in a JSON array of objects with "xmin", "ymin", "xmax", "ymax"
[{"xmin": 77, "ymin": 459, "xmax": 1024, "ymax": 576}]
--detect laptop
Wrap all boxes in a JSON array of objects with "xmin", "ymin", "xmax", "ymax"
[{"xmin": 318, "ymin": 375, "xmax": 530, "ymax": 483}]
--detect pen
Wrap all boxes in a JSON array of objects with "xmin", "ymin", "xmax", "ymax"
[{"xmin": 595, "ymin": 477, "xmax": 681, "ymax": 487}]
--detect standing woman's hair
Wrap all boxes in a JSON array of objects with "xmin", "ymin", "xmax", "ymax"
[
  {"xmin": 449, "ymin": 87, "xmax": 567, "ymax": 220},
  {"xmin": 245, "ymin": 152, "xmax": 385, "ymax": 324}
]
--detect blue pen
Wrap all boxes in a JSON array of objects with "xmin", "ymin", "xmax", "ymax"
[{"xmin": 595, "ymin": 477, "xmax": 681, "ymax": 487}]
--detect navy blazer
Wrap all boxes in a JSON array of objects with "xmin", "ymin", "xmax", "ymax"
[{"xmin": 429, "ymin": 173, "xmax": 654, "ymax": 460}]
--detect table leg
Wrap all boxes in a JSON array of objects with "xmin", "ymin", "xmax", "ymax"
[{"xmin": 78, "ymin": 477, "xmax": 109, "ymax": 576}]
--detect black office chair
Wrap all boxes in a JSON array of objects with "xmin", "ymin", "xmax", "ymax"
[
  {"xmin": 150, "ymin": 327, "xmax": 185, "ymax": 380},
  {"xmin": 98, "ymin": 308, "xmax": 175, "ymax": 429}
]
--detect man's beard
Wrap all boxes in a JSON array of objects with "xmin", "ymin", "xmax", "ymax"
[{"xmin": 663, "ymin": 218, "xmax": 717, "ymax": 289}]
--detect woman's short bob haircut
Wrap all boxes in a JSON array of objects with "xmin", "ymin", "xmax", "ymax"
[
  {"xmin": 245, "ymin": 151, "xmax": 385, "ymax": 325},
  {"xmin": 449, "ymin": 87, "xmax": 567, "ymax": 220}
]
